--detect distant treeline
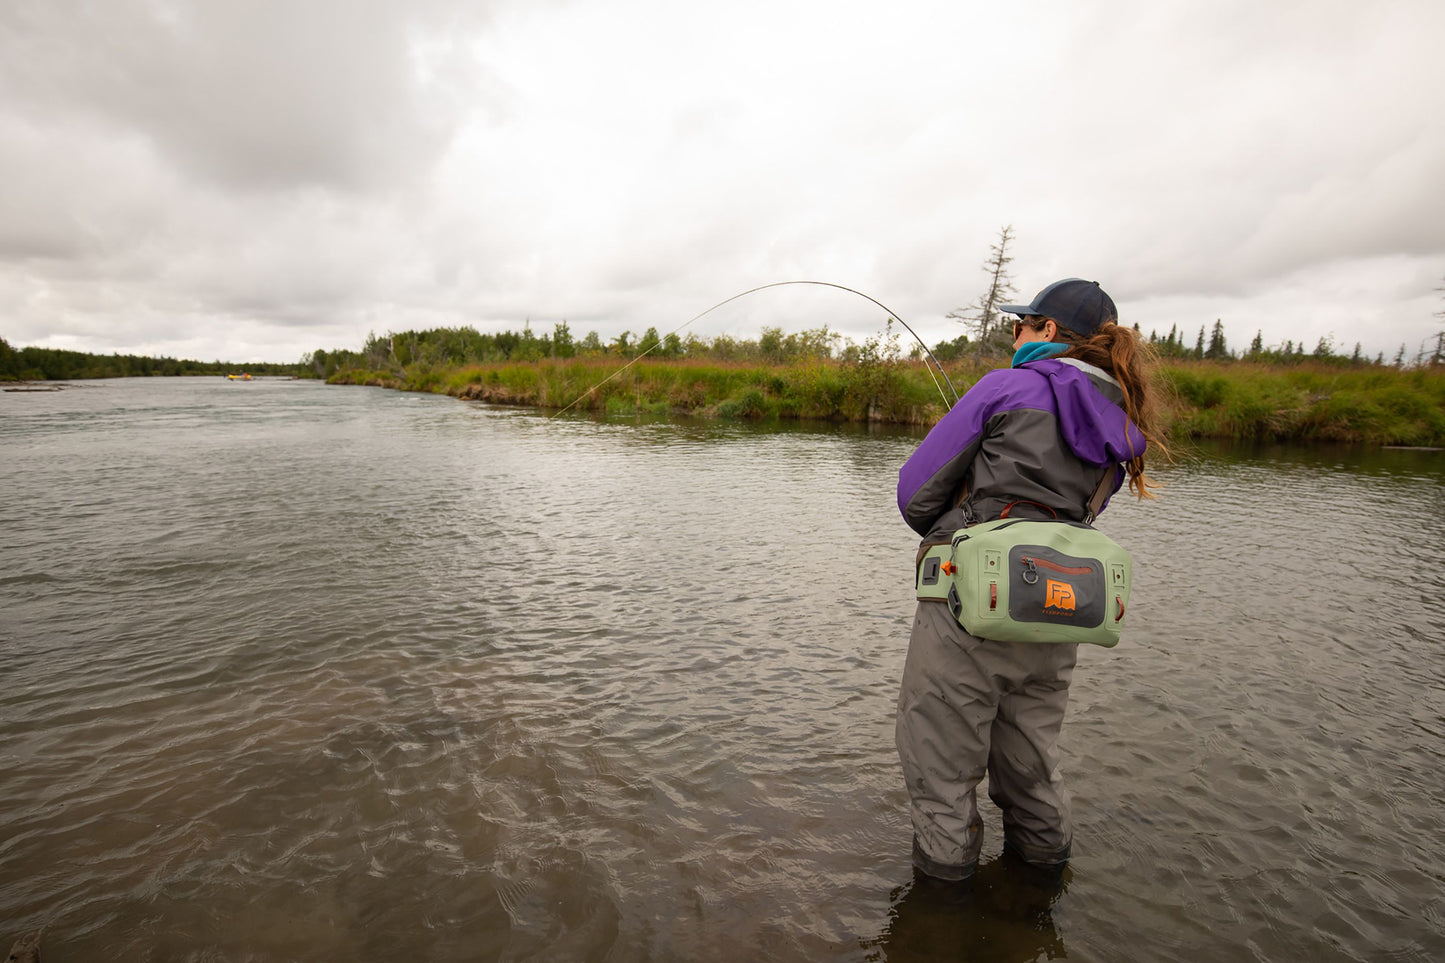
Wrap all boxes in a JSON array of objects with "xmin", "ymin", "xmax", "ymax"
[
  {"xmin": 304, "ymin": 317, "xmax": 1445, "ymax": 378},
  {"xmin": 0, "ymin": 336, "xmax": 304, "ymax": 381},
  {"xmin": 1148, "ymin": 319, "xmax": 1445, "ymax": 368},
  {"xmin": 302, "ymin": 322, "xmax": 847, "ymax": 379}
]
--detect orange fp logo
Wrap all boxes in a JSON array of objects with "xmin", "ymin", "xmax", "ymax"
[{"xmin": 1045, "ymin": 579, "xmax": 1076, "ymax": 611}]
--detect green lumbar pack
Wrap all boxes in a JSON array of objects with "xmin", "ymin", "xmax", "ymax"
[{"xmin": 915, "ymin": 518, "xmax": 1131, "ymax": 647}]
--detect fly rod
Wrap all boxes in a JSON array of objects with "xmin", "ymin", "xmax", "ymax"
[{"xmin": 550, "ymin": 280, "xmax": 959, "ymax": 418}]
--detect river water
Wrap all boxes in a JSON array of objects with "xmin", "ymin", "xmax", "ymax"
[{"xmin": 1, "ymin": 377, "xmax": 1442, "ymax": 962}]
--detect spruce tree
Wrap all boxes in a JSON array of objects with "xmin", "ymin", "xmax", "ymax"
[{"xmin": 1205, "ymin": 319, "xmax": 1228, "ymax": 359}]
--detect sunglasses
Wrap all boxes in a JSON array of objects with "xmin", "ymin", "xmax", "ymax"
[{"xmin": 1012, "ymin": 317, "xmax": 1045, "ymax": 339}]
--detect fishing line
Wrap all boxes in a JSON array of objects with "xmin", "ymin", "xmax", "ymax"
[{"xmin": 550, "ymin": 280, "xmax": 959, "ymax": 418}]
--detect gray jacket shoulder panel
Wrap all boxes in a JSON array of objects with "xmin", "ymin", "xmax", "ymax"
[
  {"xmin": 920, "ymin": 406, "xmax": 1111, "ymax": 540},
  {"xmin": 898, "ymin": 360, "xmax": 1143, "ymax": 539}
]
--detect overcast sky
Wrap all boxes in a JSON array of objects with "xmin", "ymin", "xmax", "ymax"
[{"xmin": 3, "ymin": 0, "xmax": 1443, "ymax": 364}]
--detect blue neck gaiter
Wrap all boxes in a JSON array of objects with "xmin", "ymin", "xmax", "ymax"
[{"xmin": 1012, "ymin": 341, "xmax": 1069, "ymax": 368}]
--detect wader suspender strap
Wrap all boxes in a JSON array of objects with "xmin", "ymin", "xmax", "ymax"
[
  {"xmin": 952, "ymin": 475, "xmax": 977, "ymax": 527},
  {"xmin": 1083, "ymin": 466, "xmax": 1115, "ymax": 525}
]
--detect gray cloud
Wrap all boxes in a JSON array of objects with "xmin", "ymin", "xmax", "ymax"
[
  {"xmin": 0, "ymin": 1, "xmax": 486, "ymax": 194},
  {"xmin": 1, "ymin": 0, "xmax": 1442, "ymax": 363}
]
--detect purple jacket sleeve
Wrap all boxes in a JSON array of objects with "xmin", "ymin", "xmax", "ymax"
[{"xmin": 897, "ymin": 369, "xmax": 1016, "ymax": 536}]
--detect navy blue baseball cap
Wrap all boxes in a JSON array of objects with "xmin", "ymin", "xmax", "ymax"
[{"xmin": 1000, "ymin": 278, "xmax": 1117, "ymax": 335}]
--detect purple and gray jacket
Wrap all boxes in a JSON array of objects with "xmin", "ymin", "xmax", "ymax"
[{"xmin": 897, "ymin": 357, "xmax": 1147, "ymax": 540}]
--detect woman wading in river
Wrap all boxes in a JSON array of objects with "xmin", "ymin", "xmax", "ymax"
[{"xmin": 894, "ymin": 278, "xmax": 1167, "ymax": 882}]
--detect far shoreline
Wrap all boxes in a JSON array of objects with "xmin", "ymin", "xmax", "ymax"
[{"xmin": 318, "ymin": 356, "xmax": 1445, "ymax": 448}]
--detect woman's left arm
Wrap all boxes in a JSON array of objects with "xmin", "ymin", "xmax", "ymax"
[{"xmin": 897, "ymin": 370, "xmax": 1012, "ymax": 535}]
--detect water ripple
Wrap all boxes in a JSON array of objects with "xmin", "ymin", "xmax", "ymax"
[{"xmin": 2, "ymin": 381, "xmax": 1443, "ymax": 960}]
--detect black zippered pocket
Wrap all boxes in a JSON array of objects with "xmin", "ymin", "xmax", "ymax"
[{"xmin": 1008, "ymin": 545, "xmax": 1106, "ymax": 627}]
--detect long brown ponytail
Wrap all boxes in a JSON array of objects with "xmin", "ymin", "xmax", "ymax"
[{"xmin": 1057, "ymin": 323, "xmax": 1168, "ymax": 499}]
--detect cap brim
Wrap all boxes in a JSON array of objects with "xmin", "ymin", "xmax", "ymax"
[{"xmin": 997, "ymin": 303, "xmax": 1035, "ymax": 317}]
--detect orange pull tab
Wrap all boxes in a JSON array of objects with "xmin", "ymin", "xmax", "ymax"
[
  {"xmin": 941, "ymin": 561, "xmax": 956, "ymax": 576},
  {"xmin": 1115, "ymin": 596, "xmax": 1126, "ymax": 622}
]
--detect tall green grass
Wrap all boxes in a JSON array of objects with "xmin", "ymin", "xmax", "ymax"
[
  {"xmin": 1158, "ymin": 362, "xmax": 1445, "ymax": 445},
  {"xmin": 331, "ymin": 357, "xmax": 964, "ymax": 425},
  {"xmin": 328, "ymin": 357, "xmax": 1445, "ymax": 445}
]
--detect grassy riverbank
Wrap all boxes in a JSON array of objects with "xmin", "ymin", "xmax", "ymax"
[
  {"xmin": 329, "ymin": 357, "xmax": 948, "ymax": 424},
  {"xmin": 325, "ymin": 356, "xmax": 1445, "ymax": 445},
  {"xmin": 1158, "ymin": 363, "xmax": 1445, "ymax": 445}
]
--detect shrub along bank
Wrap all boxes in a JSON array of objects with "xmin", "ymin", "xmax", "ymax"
[{"xmin": 325, "ymin": 356, "xmax": 1445, "ymax": 446}]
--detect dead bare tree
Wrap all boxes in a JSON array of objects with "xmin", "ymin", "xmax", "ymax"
[
  {"xmin": 1425, "ymin": 279, "xmax": 1444, "ymax": 366},
  {"xmin": 948, "ymin": 225, "xmax": 1017, "ymax": 356}
]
